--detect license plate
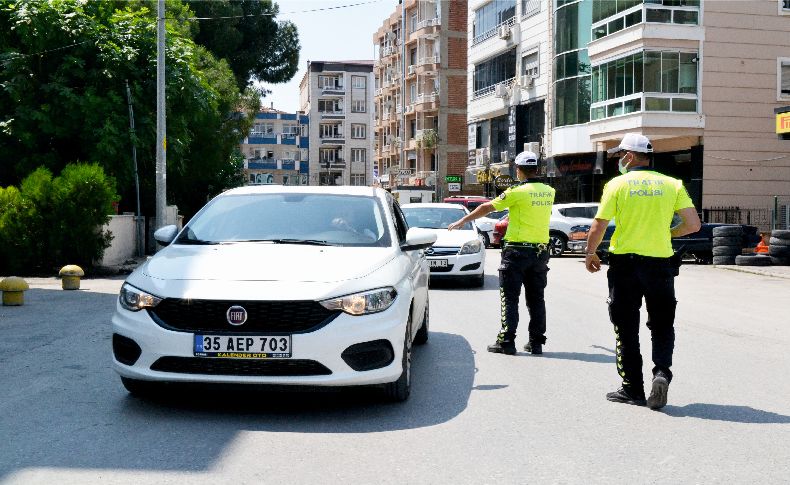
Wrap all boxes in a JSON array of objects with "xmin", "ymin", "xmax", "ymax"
[
  {"xmin": 428, "ymin": 259, "xmax": 448, "ymax": 268},
  {"xmin": 194, "ymin": 335, "xmax": 292, "ymax": 359}
]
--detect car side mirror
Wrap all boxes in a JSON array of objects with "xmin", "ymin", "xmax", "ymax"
[
  {"xmin": 154, "ymin": 225, "xmax": 179, "ymax": 246},
  {"xmin": 401, "ymin": 228, "xmax": 437, "ymax": 251}
]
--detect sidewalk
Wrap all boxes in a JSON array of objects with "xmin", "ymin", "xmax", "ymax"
[{"xmin": 713, "ymin": 263, "xmax": 790, "ymax": 280}]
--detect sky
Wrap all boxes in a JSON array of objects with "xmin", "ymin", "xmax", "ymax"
[{"xmin": 260, "ymin": 0, "xmax": 396, "ymax": 112}]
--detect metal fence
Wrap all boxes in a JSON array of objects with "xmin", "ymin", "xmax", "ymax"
[{"xmin": 703, "ymin": 198, "xmax": 790, "ymax": 232}]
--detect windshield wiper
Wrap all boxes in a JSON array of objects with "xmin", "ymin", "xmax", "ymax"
[{"xmin": 248, "ymin": 238, "xmax": 335, "ymax": 246}]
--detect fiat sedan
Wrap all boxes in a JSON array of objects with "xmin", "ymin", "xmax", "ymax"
[{"xmin": 112, "ymin": 186, "xmax": 436, "ymax": 401}]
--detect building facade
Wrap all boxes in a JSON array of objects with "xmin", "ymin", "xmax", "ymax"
[
  {"xmin": 373, "ymin": 0, "xmax": 468, "ymax": 200},
  {"xmin": 240, "ymin": 109, "xmax": 309, "ymax": 186},
  {"xmin": 299, "ymin": 61, "xmax": 375, "ymax": 186},
  {"xmin": 467, "ymin": 0, "xmax": 790, "ymax": 223}
]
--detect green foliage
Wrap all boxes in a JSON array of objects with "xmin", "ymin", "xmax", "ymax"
[
  {"xmin": 0, "ymin": 0, "xmax": 275, "ymax": 220},
  {"xmin": 0, "ymin": 163, "xmax": 117, "ymax": 274},
  {"xmin": 417, "ymin": 129, "xmax": 438, "ymax": 150}
]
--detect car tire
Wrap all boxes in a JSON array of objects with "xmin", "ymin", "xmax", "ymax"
[
  {"xmin": 413, "ymin": 301, "xmax": 429, "ymax": 345},
  {"xmin": 771, "ymin": 229, "xmax": 790, "ymax": 239},
  {"xmin": 384, "ymin": 317, "xmax": 412, "ymax": 402},
  {"xmin": 712, "ymin": 226, "xmax": 743, "ymax": 237},
  {"xmin": 712, "ymin": 245, "xmax": 741, "ymax": 256},
  {"xmin": 470, "ymin": 272, "xmax": 485, "ymax": 288},
  {"xmin": 713, "ymin": 236, "xmax": 742, "ymax": 247},
  {"xmin": 735, "ymin": 255, "xmax": 772, "ymax": 266},
  {"xmin": 770, "ymin": 256, "xmax": 790, "ymax": 266},
  {"xmin": 481, "ymin": 232, "xmax": 491, "ymax": 248},
  {"xmin": 769, "ymin": 237, "xmax": 790, "ymax": 247},
  {"xmin": 120, "ymin": 376, "xmax": 158, "ymax": 397},
  {"xmin": 548, "ymin": 233, "xmax": 567, "ymax": 257},
  {"xmin": 712, "ymin": 255, "xmax": 736, "ymax": 265},
  {"xmin": 769, "ymin": 245, "xmax": 790, "ymax": 258}
]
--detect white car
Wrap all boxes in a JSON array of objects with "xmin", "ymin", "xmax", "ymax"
[
  {"xmin": 400, "ymin": 203, "xmax": 486, "ymax": 287},
  {"xmin": 549, "ymin": 203, "xmax": 600, "ymax": 255},
  {"xmin": 112, "ymin": 186, "xmax": 436, "ymax": 402},
  {"xmin": 475, "ymin": 209, "xmax": 508, "ymax": 248}
]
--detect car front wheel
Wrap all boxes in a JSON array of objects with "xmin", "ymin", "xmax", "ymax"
[
  {"xmin": 384, "ymin": 316, "xmax": 412, "ymax": 402},
  {"xmin": 548, "ymin": 233, "xmax": 567, "ymax": 257}
]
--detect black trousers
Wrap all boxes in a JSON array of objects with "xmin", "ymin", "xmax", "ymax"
[
  {"xmin": 497, "ymin": 246, "xmax": 549, "ymax": 343},
  {"xmin": 607, "ymin": 254, "xmax": 677, "ymax": 393}
]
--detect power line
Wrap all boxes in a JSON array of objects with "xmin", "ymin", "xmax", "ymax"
[
  {"xmin": 0, "ymin": 39, "xmax": 92, "ymax": 65},
  {"xmin": 182, "ymin": 0, "xmax": 385, "ymax": 20}
]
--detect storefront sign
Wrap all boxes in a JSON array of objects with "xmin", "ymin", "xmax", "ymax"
[
  {"xmin": 777, "ymin": 111, "xmax": 790, "ymax": 135},
  {"xmin": 494, "ymin": 174, "xmax": 515, "ymax": 189},
  {"xmin": 448, "ymin": 182, "xmax": 461, "ymax": 192},
  {"xmin": 446, "ymin": 175, "xmax": 462, "ymax": 183},
  {"xmin": 507, "ymin": 106, "xmax": 517, "ymax": 160}
]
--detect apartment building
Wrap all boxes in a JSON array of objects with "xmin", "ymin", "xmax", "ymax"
[
  {"xmin": 373, "ymin": 0, "xmax": 468, "ymax": 200},
  {"xmin": 467, "ymin": 0, "xmax": 790, "ymax": 218},
  {"xmin": 239, "ymin": 108, "xmax": 309, "ymax": 186},
  {"xmin": 298, "ymin": 61, "xmax": 375, "ymax": 186}
]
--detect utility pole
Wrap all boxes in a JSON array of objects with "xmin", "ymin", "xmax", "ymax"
[
  {"xmin": 155, "ymin": 0, "xmax": 167, "ymax": 230},
  {"xmin": 400, "ymin": 0, "xmax": 406, "ymax": 193},
  {"xmin": 124, "ymin": 79, "xmax": 144, "ymax": 257}
]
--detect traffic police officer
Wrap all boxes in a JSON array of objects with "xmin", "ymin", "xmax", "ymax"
[
  {"xmin": 448, "ymin": 151, "xmax": 555, "ymax": 356},
  {"xmin": 585, "ymin": 133, "xmax": 701, "ymax": 409}
]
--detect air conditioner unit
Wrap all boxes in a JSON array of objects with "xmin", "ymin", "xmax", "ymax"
[
  {"xmin": 408, "ymin": 65, "xmax": 416, "ymax": 75},
  {"xmin": 521, "ymin": 75, "xmax": 535, "ymax": 87},
  {"xmin": 386, "ymin": 32, "xmax": 395, "ymax": 41},
  {"xmin": 524, "ymin": 142, "xmax": 541, "ymax": 156},
  {"xmin": 498, "ymin": 25, "xmax": 511, "ymax": 40},
  {"xmin": 494, "ymin": 84, "xmax": 509, "ymax": 98},
  {"xmin": 500, "ymin": 151, "xmax": 509, "ymax": 163}
]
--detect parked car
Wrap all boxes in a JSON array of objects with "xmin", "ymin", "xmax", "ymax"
[
  {"xmin": 476, "ymin": 209, "xmax": 508, "ymax": 247},
  {"xmin": 442, "ymin": 196, "xmax": 491, "ymax": 211},
  {"xmin": 572, "ymin": 219, "xmax": 761, "ymax": 264},
  {"xmin": 489, "ymin": 202, "xmax": 600, "ymax": 256},
  {"xmin": 112, "ymin": 186, "xmax": 436, "ymax": 402},
  {"xmin": 401, "ymin": 203, "xmax": 487, "ymax": 287}
]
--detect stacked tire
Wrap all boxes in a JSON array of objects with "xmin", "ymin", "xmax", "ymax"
[
  {"xmin": 712, "ymin": 226, "xmax": 743, "ymax": 265},
  {"xmin": 769, "ymin": 230, "xmax": 790, "ymax": 266}
]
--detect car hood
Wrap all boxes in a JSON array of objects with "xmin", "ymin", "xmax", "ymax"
[
  {"xmin": 142, "ymin": 243, "xmax": 396, "ymax": 283},
  {"xmin": 421, "ymin": 229, "xmax": 479, "ymax": 247}
]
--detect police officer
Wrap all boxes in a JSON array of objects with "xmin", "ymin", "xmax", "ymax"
[
  {"xmin": 448, "ymin": 151, "xmax": 555, "ymax": 356},
  {"xmin": 585, "ymin": 133, "xmax": 701, "ymax": 409}
]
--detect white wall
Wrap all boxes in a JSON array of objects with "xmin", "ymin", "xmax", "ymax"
[{"xmin": 99, "ymin": 215, "xmax": 137, "ymax": 266}]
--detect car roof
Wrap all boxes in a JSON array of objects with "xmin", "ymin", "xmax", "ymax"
[
  {"xmin": 221, "ymin": 185, "xmax": 383, "ymax": 197},
  {"xmin": 401, "ymin": 203, "xmax": 470, "ymax": 210}
]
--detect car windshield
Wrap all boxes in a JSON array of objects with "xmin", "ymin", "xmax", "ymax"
[
  {"xmin": 402, "ymin": 207, "xmax": 472, "ymax": 230},
  {"xmin": 176, "ymin": 193, "xmax": 391, "ymax": 247},
  {"xmin": 488, "ymin": 210, "xmax": 507, "ymax": 220}
]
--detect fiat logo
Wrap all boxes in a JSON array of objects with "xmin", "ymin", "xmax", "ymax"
[{"xmin": 226, "ymin": 305, "xmax": 247, "ymax": 326}]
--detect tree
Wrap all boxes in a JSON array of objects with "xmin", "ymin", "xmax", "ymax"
[{"xmin": 186, "ymin": 0, "xmax": 300, "ymax": 89}]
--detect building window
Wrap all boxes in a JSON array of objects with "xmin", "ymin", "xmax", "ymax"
[
  {"xmin": 522, "ymin": 51, "xmax": 539, "ymax": 78},
  {"xmin": 318, "ymin": 75, "xmax": 343, "ymax": 89},
  {"xmin": 351, "ymin": 148, "xmax": 367, "ymax": 163},
  {"xmin": 320, "ymin": 148, "xmax": 341, "ymax": 163},
  {"xmin": 352, "ymin": 76, "xmax": 366, "ymax": 89},
  {"xmin": 554, "ymin": 0, "xmax": 592, "ymax": 127},
  {"xmin": 352, "ymin": 124, "xmax": 366, "ymax": 139},
  {"xmin": 350, "ymin": 174, "xmax": 367, "ymax": 186},
  {"xmin": 780, "ymin": 58, "xmax": 790, "ymax": 99},
  {"xmin": 783, "ymin": 0, "xmax": 790, "ymax": 12},
  {"xmin": 251, "ymin": 123, "xmax": 274, "ymax": 136},
  {"xmin": 352, "ymin": 99, "xmax": 366, "ymax": 113},
  {"xmin": 592, "ymin": 0, "xmax": 699, "ymax": 41},
  {"xmin": 300, "ymin": 124, "xmax": 308, "ymax": 137},
  {"xmin": 473, "ymin": 48, "xmax": 517, "ymax": 98},
  {"xmin": 590, "ymin": 50, "xmax": 698, "ymax": 120},
  {"xmin": 410, "ymin": 11, "xmax": 418, "ymax": 32},
  {"xmin": 320, "ymin": 123, "xmax": 343, "ymax": 138},
  {"xmin": 473, "ymin": 0, "xmax": 517, "ymax": 45},
  {"xmin": 282, "ymin": 124, "xmax": 298, "ymax": 137},
  {"xmin": 522, "ymin": 0, "xmax": 540, "ymax": 18},
  {"xmin": 318, "ymin": 99, "xmax": 341, "ymax": 113}
]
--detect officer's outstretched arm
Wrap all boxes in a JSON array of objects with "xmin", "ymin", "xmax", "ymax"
[
  {"xmin": 584, "ymin": 218, "xmax": 609, "ymax": 273},
  {"xmin": 671, "ymin": 207, "xmax": 702, "ymax": 238},
  {"xmin": 448, "ymin": 202, "xmax": 496, "ymax": 231}
]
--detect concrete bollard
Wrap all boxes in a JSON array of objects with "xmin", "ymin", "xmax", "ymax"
[
  {"xmin": 59, "ymin": 265, "xmax": 85, "ymax": 290},
  {"xmin": 0, "ymin": 276, "xmax": 30, "ymax": 305}
]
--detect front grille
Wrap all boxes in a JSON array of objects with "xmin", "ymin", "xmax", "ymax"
[
  {"xmin": 430, "ymin": 264, "xmax": 455, "ymax": 273},
  {"xmin": 150, "ymin": 357, "xmax": 332, "ymax": 376},
  {"xmin": 149, "ymin": 299, "xmax": 340, "ymax": 333},
  {"xmin": 427, "ymin": 247, "xmax": 460, "ymax": 256}
]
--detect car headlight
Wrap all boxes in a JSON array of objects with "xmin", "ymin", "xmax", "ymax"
[
  {"xmin": 320, "ymin": 287, "xmax": 397, "ymax": 316},
  {"xmin": 119, "ymin": 283, "xmax": 162, "ymax": 312},
  {"xmin": 459, "ymin": 240, "xmax": 482, "ymax": 254}
]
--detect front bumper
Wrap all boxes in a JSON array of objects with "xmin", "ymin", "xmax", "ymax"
[
  {"xmin": 427, "ymin": 251, "xmax": 485, "ymax": 278},
  {"xmin": 111, "ymin": 295, "xmax": 410, "ymax": 387},
  {"xmin": 567, "ymin": 240, "xmax": 587, "ymax": 253}
]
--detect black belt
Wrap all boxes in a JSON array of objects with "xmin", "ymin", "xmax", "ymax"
[
  {"xmin": 609, "ymin": 253, "xmax": 671, "ymax": 263},
  {"xmin": 504, "ymin": 241, "xmax": 548, "ymax": 251}
]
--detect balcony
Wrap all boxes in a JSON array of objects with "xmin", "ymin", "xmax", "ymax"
[
  {"xmin": 320, "ymin": 110, "xmax": 345, "ymax": 120},
  {"xmin": 472, "ymin": 77, "xmax": 515, "ymax": 100},
  {"xmin": 320, "ymin": 159, "xmax": 346, "ymax": 170},
  {"xmin": 412, "ymin": 17, "xmax": 440, "ymax": 37},
  {"xmin": 320, "ymin": 134, "xmax": 345, "ymax": 145},
  {"xmin": 320, "ymin": 85, "xmax": 345, "ymax": 96},
  {"xmin": 472, "ymin": 16, "xmax": 516, "ymax": 46}
]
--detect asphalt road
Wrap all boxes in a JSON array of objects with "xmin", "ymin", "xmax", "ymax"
[{"xmin": 1, "ymin": 252, "xmax": 789, "ymax": 484}]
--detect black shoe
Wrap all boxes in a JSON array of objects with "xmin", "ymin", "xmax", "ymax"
[
  {"xmin": 606, "ymin": 387, "xmax": 646, "ymax": 406},
  {"xmin": 487, "ymin": 341, "xmax": 516, "ymax": 355},
  {"xmin": 647, "ymin": 372, "xmax": 670, "ymax": 410},
  {"xmin": 523, "ymin": 341, "xmax": 542, "ymax": 355}
]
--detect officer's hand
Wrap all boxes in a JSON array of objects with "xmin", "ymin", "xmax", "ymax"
[
  {"xmin": 585, "ymin": 253, "xmax": 601, "ymax": 273},
  {"xmin": 447, "ymin": 220, "xmax": 463, "ymax": 231}
]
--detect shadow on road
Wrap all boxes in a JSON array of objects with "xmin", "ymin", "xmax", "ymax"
[
  {"xmin": 541, "ymin": 352, "xmax": 614, "ymax": 364},
  {"xmin": 662, "ymin": 403, "xmax": 790, "ymax": 423}
]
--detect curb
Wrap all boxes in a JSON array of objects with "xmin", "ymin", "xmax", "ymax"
[{"xmin": 713, "ymin": 265, "xmax": 790, "ymax": 280}]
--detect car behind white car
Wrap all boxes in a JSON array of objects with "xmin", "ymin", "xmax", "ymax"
[
  {"xmin": 112, "ymin": 186, "xmax": 436, "ymax": 402},
  {"xmin": 401, "ymin": 203, "xmax": 486, "ymax": 287}
]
